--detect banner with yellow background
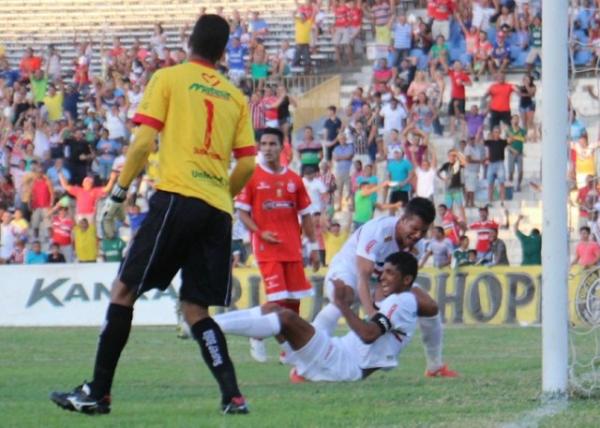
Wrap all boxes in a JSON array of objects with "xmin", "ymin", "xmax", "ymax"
[{"xmin": 229, "ymin": 266, "xmax": 600, "ymax": 326}]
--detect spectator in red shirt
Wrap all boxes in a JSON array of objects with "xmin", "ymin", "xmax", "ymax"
[
  {"xmin": 572, "ymin": 226, "xmax": 600, "ymax": 269},
  {"xmin": 347, "ymin": 0, "xmax": 364, "ymax": 61},
  {"xmin": 262, "ymin": 86, "xmax": 280, "ymax": 128},
  {"xmin": 59, "ymin": 174, "xmax": 112, "ymax": 223},
  {"xmin": 469, "ymin": 206, "xmax": 499, "ymax": 259},
  {"xmin": 446, "ymin": 60, "xmax": 471, "ymax": 135},
  {"xmin": 331, "ymin": 0, "xmax": 351, "ymax": 66},
  {"xmin": 484, "ymin": 72, "xmax": 516, "ymax": 129},
  {"xmin": 51, "ymin": 206, "xmax": 75, "ymax": 262},
  {"xmin": 28, "ymin": 162, "xmax": 54, "ymax": 242},
  {"xmin": 427, "ymin": 0, "xmax": 455, "ymax": 41},
  {"xmin": 473, "ymin": 31, "xmax": 494, "ymax": 81},
  {"xmin": 577, "ymin": 175, "xmax": 597, "ymax": 224},
  {"xmin": 19, "ymin": 47, "xmax": 43, "ymax": 82},
  {"xmin": 372, "ymin": 57, "xmax": 394, "ymax": 93}
]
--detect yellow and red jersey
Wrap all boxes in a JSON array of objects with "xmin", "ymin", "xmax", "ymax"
[{"xmin": 133, "ymin": 59, "xmax": 256, "ymax": 214}]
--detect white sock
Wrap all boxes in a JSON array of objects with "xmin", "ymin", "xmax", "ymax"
[
  {"xmin": 214, "ymin": 307, "xmax": 281, "ymax": 338},
  {"xmin": 418, "ymin": 314, "xmax": 444, "ymax": 372},
  {"xmin": 312, "ymin": 303, "xmax": 342, "ymax": 336},
  {"xmin": 214, "ymin": 306, "xmax": 262, "ymax": 323}
]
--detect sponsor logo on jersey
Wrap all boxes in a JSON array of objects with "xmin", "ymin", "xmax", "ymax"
[
  {"xmin": 188, "ymin": 83, "xmax": 230, "ymax": 100},
  {"xmin": 257, "ymin": 181, "xmax": 271, "ymax": 190},
  {"xmin": 575, "ymin": 268, "xmax": 600, "ymax": 324},
  {"xmin": 191, "ymin": 169, "xmax": 227, "ymax": 186},
  {"xmin": 286, "ymin": 182, "xmax": 296, "ymax": 193},
  {"xmin": 262, "ymin": 200, "xmax": 295, "ymax": 210},
  {"xmin": 365, "ymin": 239, "xmax": 377, "ymax": 254}
]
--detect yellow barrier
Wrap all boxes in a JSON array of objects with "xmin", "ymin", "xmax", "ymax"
[
  {"xmin": 292, "ymin": 75, "xmax": 341, "ymax": 131},
  {"xmin": 227, "ymin": 266, "xmax": 600, "ymax": 326}
]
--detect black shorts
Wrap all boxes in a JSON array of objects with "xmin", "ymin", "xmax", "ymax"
[
  {"xmin": 119, "ymin": 190, "xmax": 233, "ymax": 307},
  {"xmin": 490, "ymin": 110, "xmax": 511, "ymax": 129},
  {"xmin": 448, "ymin": 98, "xmax": 466, "ymax": 116},
  {"xmin": 389, "ymin": 189, "xmax": 409, "ymax": 204}
]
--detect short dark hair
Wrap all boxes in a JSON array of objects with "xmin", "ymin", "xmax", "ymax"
[
  {"xmin": 328, "ymin": 105, "xmax": 337, "ymax": 112},
  {"xmin": 385, "ymin": 251, "xmax": 418, "ymax": 285},
  {"xmin": 438, "ymin": 203, "xmax": 448, "ymax": 210},
  {"xmin": 580, "ymin": 226, "xmax": 591, "ymax": 234},
  {"xmin": 404, "ymin": 197, "xmax": 436, "ymax": 225},
  {"xmin": 434, "ymin": 226, "xmax": 444, "ymax": 234},
  {"xmin": 260, "ymin": 127, "xmax": 284, "ymax": 145},
  {"xmin": 531, "ymin": 228, "xmax": 541, "ymax": 236},
  {"xmin": 189, "ymin": 14, "xmax": 230, "ymax": 63}
]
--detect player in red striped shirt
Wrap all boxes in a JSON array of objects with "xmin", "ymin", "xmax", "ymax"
[
  {"xmin": 236, "ymin": 127, "xmax": 320, "ymax": 362},
  {"xmin": 469, "ymin": 206, "xmax": 501, "ymax": 259}
]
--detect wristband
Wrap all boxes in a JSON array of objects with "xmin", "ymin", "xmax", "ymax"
[
  {"xmin": 110, "ymin": 184, "xmax": 128, "ymax": 203},
  {"xmin": 308, "ymin": 241, "xmax": 319, "ymax": 252}
]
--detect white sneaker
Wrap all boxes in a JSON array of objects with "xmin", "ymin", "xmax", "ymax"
[{"xmin": 249, "ymin": 338, "xmax": 268, "ymax": 363}]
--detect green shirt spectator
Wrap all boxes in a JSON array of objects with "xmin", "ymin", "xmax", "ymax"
[
  {"xmin": 353, "ymin": 181, "xmax": 386, "ymax": 228},
  {"xmin": 508, "ymin": 126, "xmax": 526, "ymax": 154},
  {"xmin": 515, "ymin": 215, "xmax": 542, "ymax": 265},
  {"xmin": 101, "ymin": 237, "xmax": 126, "ymax": 262},
  {"xmin": 30, "ymin": 71, "xmax": 49, "ymax": 104}
]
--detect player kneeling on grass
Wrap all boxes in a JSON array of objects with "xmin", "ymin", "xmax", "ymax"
[{"xmin": 214, "ymin": 252, "xmax": 419, "ymax": 382}]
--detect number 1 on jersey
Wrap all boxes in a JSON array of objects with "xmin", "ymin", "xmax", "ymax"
[{"xmin": 203, "ymin": 99, "xmax": 214, "ymax": 151}]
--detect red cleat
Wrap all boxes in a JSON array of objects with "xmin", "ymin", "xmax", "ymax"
[
  {"xmin": 425, "ymin": 364, "xmax": 459, "ymax": 378},
  {"xmin": 289, "ymin": 367, "xmax": 306, "ymax": 384}
]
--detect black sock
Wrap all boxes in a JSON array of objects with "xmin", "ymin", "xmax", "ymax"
[
  {"xmin": 191, "ymin": 317, "xmax": 242, "ymax": 404},
  {"xmin": 89, "ymin": 303, "xmax": 133, "ymax": 398}
]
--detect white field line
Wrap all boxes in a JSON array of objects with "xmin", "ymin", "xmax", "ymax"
[{"xmin": 499, "ymin": 398, "xmax": 568, "ymax": 428}]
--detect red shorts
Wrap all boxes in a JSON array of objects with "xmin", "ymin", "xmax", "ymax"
[{"xmin": 257, "ymin": 261, "xmax": 314, "ymax": 301}]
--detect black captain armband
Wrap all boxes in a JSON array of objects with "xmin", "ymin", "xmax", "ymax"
[{"xmin": 371, "ymin": 313, "xmax": 392, "ymax": 335}]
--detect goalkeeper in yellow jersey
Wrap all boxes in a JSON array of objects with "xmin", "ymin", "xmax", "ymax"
[{"xmin": 51, "ymin": 14, "xmax": 256, "ymax": 416}]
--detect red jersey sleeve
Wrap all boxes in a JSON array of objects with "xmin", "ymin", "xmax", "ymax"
[
  {"xmin": 296, "ymin": 176, "xmax": 312, "ymax": 215},
  {"xmin": 234, "ymin": 175, "xmax": 254, "ymax": 212}
]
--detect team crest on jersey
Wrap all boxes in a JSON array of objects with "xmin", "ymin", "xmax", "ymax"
[
  {"xmin": 287, "ymin": 182, "xmax": 296, "ymax": 193},
  {"xmin": 201, "ymin": 73, "xmax": 220, "ymax": 87}
]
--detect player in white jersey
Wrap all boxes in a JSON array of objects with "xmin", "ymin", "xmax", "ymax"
[
  {"xmin": 313, "ymin": 197, "xmax": 458, "ymax": 378},
  {"xmin": 214, "ymin": 252, "xmax": 419, "ymax": 382}
]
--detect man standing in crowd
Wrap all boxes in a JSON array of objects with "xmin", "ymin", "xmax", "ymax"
[
  {"xmin": 572, "ymin": 226, "xmax": 600, "ymax": 269},
  {"xmin": 485, "ymin": 126, "xmax": 508, "ymax": 204},
  {"xmin": 470, "ymin": 206, "xmax": 499, "ymax": 260},
  {"xmin": 514, "ymin": 214, "xmax": 541, "ymax": 265}
]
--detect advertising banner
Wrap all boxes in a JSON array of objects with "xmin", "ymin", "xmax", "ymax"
[{"xmin": 1, "ymin": 264, "xmax": 597, "ymax": 326}]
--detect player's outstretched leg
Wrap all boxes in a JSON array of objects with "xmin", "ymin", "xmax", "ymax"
[
  {"xmin": 182, "ymin": 301, "xmax": 249, "ymax": 415},
  {"xmin": 312, "ymin": 303, "xmax": 342, "ymax": 336},
  {"xmin": 412, "ymin": 287, "xmax": 458, "ymax": 378},
  {"xmin": 50, "ymin": 280, "xmax": 136, "ymax": 415}
]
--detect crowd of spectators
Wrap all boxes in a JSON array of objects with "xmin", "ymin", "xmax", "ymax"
[{"xmin": 0, "ymin": 0, "xmax": 598, "ymax": 268}]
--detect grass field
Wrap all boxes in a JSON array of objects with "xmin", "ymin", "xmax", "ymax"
[{"xmin": 1, "ymin": 325, "xmax": 599, "ymax": 428}]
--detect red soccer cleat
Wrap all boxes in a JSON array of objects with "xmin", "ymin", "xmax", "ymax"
[
  {"xmin": 289, "ymin": 367, "xmax": 306, "ymax": 384},
  {"xmin": 425, "ymin": 364, "xmax": 459, "ymax": 378}
]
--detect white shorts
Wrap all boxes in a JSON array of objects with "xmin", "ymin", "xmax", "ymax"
[
  {"xmin": 287, "ymin": 329, "xmax": 363, "ymax": 382},
  {"xmin": 332, "ymin": 27, "xmax": 351, "ymax": 46},
  {"xmin": 227, "ymin": 68, "xmax": 246, "ymax": 85},
  {"xmin": 265, "ymin": 119, "xmax": 279, "ymax": 128},
  {"xmin": 324, "ymin": 266, "xmax": 358, "ymax": 300}
]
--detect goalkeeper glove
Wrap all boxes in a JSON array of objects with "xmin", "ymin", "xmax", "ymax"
[{"xmin": 101, "ymin": 184, "xmax": 128, "ymax": 239}]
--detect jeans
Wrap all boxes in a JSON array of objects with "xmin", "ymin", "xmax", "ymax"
[
  {"xmin": 293, "ymin": 44, "xmax": 311, "ymax": 71},
  {"xmin": 507, "ymin": 151, "xmax": 523, "ymax": 186}
]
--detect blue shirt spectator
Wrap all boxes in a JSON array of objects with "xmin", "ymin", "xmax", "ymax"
[
  {"xmin": 226, "ymin": 40, "xmax": 248, "ymax": 71},
  {"xmin": 25, "ymin": 241, "xmax": 48, "ymax": 264},
  {"xmin": 47, "ymin": 159, "xmax": 71, "ymax": 192},
  {"xmin": 392, "ymin": 20, "xmax": 413, "ymax": 50},
  {"xmin": 332, "ymin": 139, "xmax": 355, "ymax": 176},
  {"xmin": 387, "ymin": 151, "xmax": 414, "ymax": 192}
]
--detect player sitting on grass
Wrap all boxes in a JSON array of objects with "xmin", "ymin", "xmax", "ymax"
[
  {"xmin": 312, "ymin": 197, "xmax": 458, "ymax": 378},
  {"xmin": 214, "ymin": 252, "xmax": 419, "ymax": 382}
]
